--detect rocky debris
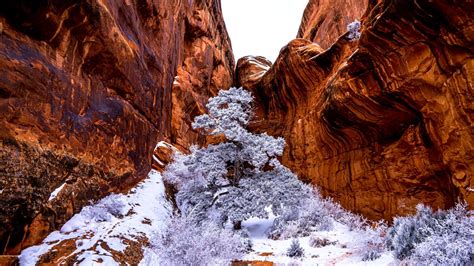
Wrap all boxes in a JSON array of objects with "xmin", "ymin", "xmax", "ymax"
[
  {"xmin": 238, "ymin": 0, "xmax": 473, "ymax": 220},
  {"xmin": 0, "ymin": 0, "xmax": 233, "ymax": 254}
]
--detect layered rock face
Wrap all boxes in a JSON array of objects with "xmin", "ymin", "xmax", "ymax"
[
  {"xmin": 297, "ymin": 0, "xmax": 368, "ymax": 49},
  {"xmin": 0, "ymin": 0, "xmax": 233, "ymax": 254},
  {"xmin": 238, "ymin": 0, "xmax": 473, "ymax": 220}
]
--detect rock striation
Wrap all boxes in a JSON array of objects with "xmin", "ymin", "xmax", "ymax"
[
  {"xmin": 237, "ymin": 0, "xmax": 473, "ymax": 220},
  {"xmin": 0, "ymin": 0, "xmax": 233, "ymax": 254},
  {"xmin": 297, "ymin": 0, "xmax": 368, "ymax": 49}
]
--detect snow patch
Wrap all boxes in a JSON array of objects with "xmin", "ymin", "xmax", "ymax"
[
  {"xmin": 48, "ymin": 183, "xmax": 66, "ymax": 201},
  {"xmin": 172, "ymin": 75, "xmax": 180, "ymax": 86},
  {"xmin": 155, "ymin": 141, "xmax": 178, "ymax": 151},
  {"xmin": 242, "ymin": 220, "xmax": 395, "ymax": 265},
  {"xmin": 247, "ymin": 57, "xmax": 271, "ymax": 71}
]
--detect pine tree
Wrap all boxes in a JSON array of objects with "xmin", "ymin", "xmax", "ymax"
[
  {"xmin": 164, "ymin": 87, "xmax": 309, "ymax": 227},
  {"xmin": 287, "ymin": 239, "xmax": 304, "ymax": 258}
]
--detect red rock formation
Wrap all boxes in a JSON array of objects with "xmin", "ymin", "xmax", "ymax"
[
  {"xmin": 297, "ymin": 0, "xmax": 368, "ymax": 49},
  {"xmin": 238, "ymin": 0, "xmax": 473, "ymax": 220},
  {"xmin": 0, "ymin": 0, "xmax": 233, "ymax": 254},
  {"xmin": 170, "ymin": 0, "xmax": 234, "ymax": 150}
]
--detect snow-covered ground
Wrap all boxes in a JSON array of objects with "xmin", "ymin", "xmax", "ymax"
[
  {"xmin": 241, "ymin": 217, "xmax": 395, "ymax": 265},
  {"xmin": 20, "ymin": 171, "xmax": 398, "ymax": 265},
  {"xmin": 20, "ymin": 170, "xmax": 172, "ymax": 265}
]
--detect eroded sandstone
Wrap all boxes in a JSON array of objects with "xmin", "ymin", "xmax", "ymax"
[
  {"xmin": 238, "ymin": 0, "xmax": 473, "ymax": 220},
  {"xmin": 0, "ymin": 0, "xmax": 233, "ymax": 254}
]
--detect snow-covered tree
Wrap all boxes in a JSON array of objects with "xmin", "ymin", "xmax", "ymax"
[
  {"xmin": 190, "ymin": 87, "xmax": 286, "ymax": 186},
  {"xmin": 287, "ymin": 239, "xmax": 305, "ymax": 258},
  {"xmin": 164, "ymin": 87, "xmax": 309, "ymax": 226}
]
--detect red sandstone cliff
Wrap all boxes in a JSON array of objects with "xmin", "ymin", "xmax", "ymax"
[
  {"xmin": 1, "ymin": 0, "xmax": 473, "ymax": 259},
  {"xmin": 0, "ymin": 0, "xmax": 233, "ymax": 254},
  {"xmin": 237, "ymin": 0, "xmax": 473, "ymax": 221}
]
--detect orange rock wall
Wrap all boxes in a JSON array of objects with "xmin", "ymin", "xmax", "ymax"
[
  {"xmin": 238, "ymin": 0, "xmax": 473, "ymax": 220},
  {"xmin": 170, "ymin": 0, "xmax": 234, "ymax": 150},
  {"xmin": 0, "ymin": 0, "xmax": 233, "ymax": 254},
  {"xmin": 297, "ymin": 0, "xmax": 368, "ymax": 49}
]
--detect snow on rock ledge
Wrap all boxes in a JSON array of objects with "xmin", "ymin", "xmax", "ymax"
[
  {"xmin": 152, "ymin": 141, "xmax": 182, "ymax": 172},
  {"xmin": 19, "ymin": 171, "xmax": 171, "ymax": 265}
]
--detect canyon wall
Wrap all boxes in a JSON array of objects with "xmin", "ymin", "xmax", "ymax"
[
  {"xmin": 297, "ymin": 0, "xmax": 368, "ymax": 49},
  {"xmin": 237, "ymin": 0, "xmax": 473, "ymax": 220},
  {"xmin": 0, "ymin": 0, "xmax": 233, "ymax": 254}
]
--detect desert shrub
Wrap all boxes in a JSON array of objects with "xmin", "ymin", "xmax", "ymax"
[
  {"xmin": 82, "ymin": 194, "xmax": 127, "ymax": 222},
  {"xmin": 319, "ymin": 197, "xmax": 368, "ymax": 231},
  {"xmin": 309, "ymin": 235, "xmax": 336, "ymax": 248},
  {"xmin": 408, "ymin": 203, "xmax": 474, "ymax": 264},
  {"xmin": 386, "ymin": 202, "xmax": 474, "ymax": 264},
  {"xmin": 358, "ymin": 221, "xmax": 387, "ymax": 261},
  {"xmin": 347, "ymin": 20, "xmax": 361, "ymax": 40},
  {"xmin": 154, "ymin": 214, "xmax": 245, "ymax": 266},
  {"xmin": 287, "ymin": 239, "xmax": 304, "ymax": 258},
  {"xmin": 268, "ymin": 195, "xmax": 332, "ymax": 240}
]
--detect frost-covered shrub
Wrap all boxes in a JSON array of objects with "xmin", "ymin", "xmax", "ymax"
[
  {"xmin": 361, "ymin": 246, "xmax": 382, "ymax": 261},
  {"xmin": 236, "ymin": 228, "xmax": 253, "ymax": 251},
  {"xmin": 174, "ymin": 179, "xmax": 213, "ymax": 223},
  {"xmin": 386, "ymin": 204, "xmax": 444, "ymax": 259},
  {"xmin": 162, "ymin": 152, "xmax": 192, "ymax": 189},
  {"xmin": 82, "ymin": 194, "xmax": 127, "ymax": 222},
  {"xmin": 287, "ymin": 239, "xmax": 304, "ymax": 258},
  {"xmin": 309, "ymin": 236, "xmax": 336, "ymax": 248},
  {"xmin": 268, "ymin": 194, "xmax": 332, "ymax": 240},
  {"xmin": 347, "ymin": 20, "xmax": 361, "ymax": 40},
  {"xmin": 339, "ymin": 212, "xmax": 368, "ymax": 231},
  {"xmin": 386, "ymin": 202, "xmax": 474, "ymax": 264},
  {"xmin": 320, "ymin": 197, "xmax": 368, "ymax": 231},
  {"xmin": 154, "ymin": 214, "xmax": 245, "ymax": 266},
  {"xmin": 358, "ymin": 222, "xmax": 387, "ymax": 261}
]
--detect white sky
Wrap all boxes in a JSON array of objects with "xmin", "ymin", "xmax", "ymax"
[{"xmin": 222, "ymin": 0, "xmax": 309, "ymax": 63}]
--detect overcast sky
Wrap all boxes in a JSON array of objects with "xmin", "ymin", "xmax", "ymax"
[{"xmin": 222, "ymin": 0, "xmax": 309, "ymax": 63}]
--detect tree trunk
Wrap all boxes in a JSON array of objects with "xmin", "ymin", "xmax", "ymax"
[
  {"xmin": 233, "ymin": 160, "xmax": 242, "ymax": 185},
  {"xmin": 233, "ymin": 220, "xmax": 242, "ymax": 230}
]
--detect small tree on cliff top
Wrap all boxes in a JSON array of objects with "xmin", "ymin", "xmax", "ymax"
[{"xmin": 164, "ymin": 87, "xmax": 309, "ymax": 226}]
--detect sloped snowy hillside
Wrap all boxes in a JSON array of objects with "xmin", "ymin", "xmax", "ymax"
[
  {"xmin": 20, "ymin": 170, "xmax": 171, "ymax": 265},
  {"xmin": 19, "ymin": 169, "xmax": 473, "ymax": 265},
  {"xmin": 19, "ymin": 170, "xmax": 394, "ymax": 265}
]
